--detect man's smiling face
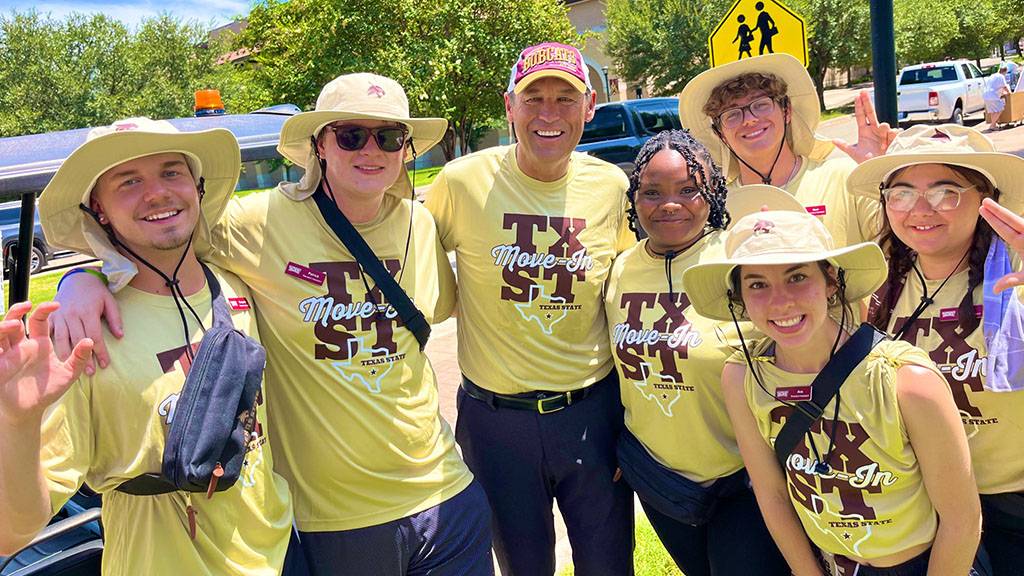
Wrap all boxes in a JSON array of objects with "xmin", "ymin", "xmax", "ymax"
[{"xmin": 505, "ymin": 76, "xmax": 596, "ymax": 178}]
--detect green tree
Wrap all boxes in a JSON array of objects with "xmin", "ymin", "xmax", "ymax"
[
  {"xmin": 789, "ymin": 0, "xmax": 871, "ymax": 110},
  {"xmin": 235, "ymin": 0, "xmax": 579, "ymax": 160},
  {"xmin": 606, "ymin": 0, "xmax": 730, "ymax": 97},
  {"xmin": 0, "ymin": 10, "xmax": 225, "ymax": 137}
]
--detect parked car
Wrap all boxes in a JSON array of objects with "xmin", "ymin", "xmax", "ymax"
[
  {"xmin": 0, "ymin": 201, "xmax": 71, "ymax": 275},
  {"xmin": 896, "ymin": 60, "xmax": 987, "ymax": 126},
  {"xmin": 576, "ymin": 97, "xmax": 681, "ymax": 172}
]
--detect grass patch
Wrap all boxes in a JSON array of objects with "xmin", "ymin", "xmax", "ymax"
[
  {"xmin": 821, "ymin": 104, "xmax": 854, "ymax": 122},
  {"xmin": 557, "ymin": 512, "xmax": 684, "ymax": 576},
  {"xmin": 5, "ymin": 268, "xmax": 63, "ymax": 307},
  {"xmin": 233, "ymin": 166, "xmax": 442, "ymax": 200}
]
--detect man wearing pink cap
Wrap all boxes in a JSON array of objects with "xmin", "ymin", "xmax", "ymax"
[{"xmin": 425, "ymin": 42, "xmax": 633, "ymax": 575}]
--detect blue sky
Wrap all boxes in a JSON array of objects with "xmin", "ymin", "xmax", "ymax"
[{"xmin": 2, "ymin": 0, "xmax": 252, "ymax": 29}]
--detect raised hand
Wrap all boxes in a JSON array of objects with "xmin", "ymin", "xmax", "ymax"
[
  {"xmin": 832, "ymin": 91, "xmax": 899, "ymax": 164},
  {"xmin": 979, "ymin": 197, "xmax": 1024, "ymax": 293},
  {"xmin": 0, "ymin": 302, "xmax": 93, "ymax": 425}
]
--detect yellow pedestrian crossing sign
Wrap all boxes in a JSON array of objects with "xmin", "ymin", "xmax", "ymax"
[{"xmin": 708, "ymin": 0, "xmax": 808, "ymax": 68}]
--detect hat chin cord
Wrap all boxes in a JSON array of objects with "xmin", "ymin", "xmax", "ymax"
[{"xmin": 79, "ymin": 179, "xmax": 208, "ymax": 360}]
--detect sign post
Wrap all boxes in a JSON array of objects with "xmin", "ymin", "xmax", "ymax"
[
  {"xmin": 708, "ymin": 0, "xmax": 808, "ymax": 68},
  {"xmin": 870, "ymin": 0, "xmax": 898, "ymax": 126}
]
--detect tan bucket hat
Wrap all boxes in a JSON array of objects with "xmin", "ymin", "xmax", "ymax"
[
  {"xmin": 682, "ymin": 210, "xmax": 887, "ymax": 322},
  {"xmin": 39, "ymin": 117, "xmax": 239, "ymax": 291},
  {"xmin": 725, "ymin": 183, "xmax": 805, "ymax": 225},
  {"xmin": 678, "ymin": 53, "xmax": 834, "ymax": 182},
  {"xmin": 846, "ymin": 123, "xmax": 1024, "ymax": 213},
  {"xmin": 276, "ymin": 73, "xmax": 448, "ymax": 200}
]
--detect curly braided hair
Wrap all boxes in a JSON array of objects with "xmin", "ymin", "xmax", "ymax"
[
  {"xmin": 625, "ymin": 129, "xmax": 731, "ymax": 239},
  {"xmin": 872, "ymin": 165, "xmax": 998, "ymax": 336}
]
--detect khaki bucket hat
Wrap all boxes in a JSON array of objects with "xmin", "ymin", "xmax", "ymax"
[
  {"xmin": 38, "ymin": 117, "xmax": 239, "ymax": 291},
  {"xmin": 682, "ymin": 210, "xmax": 887, "ymax": 322},
  {"xmin": 846, "ymin": 123, "xmax": 1024, "ymax": 213},
  {"xmin": 678, "ymin": 53, "xmax": 834, "ymax": 182},
  {"xmin": 276, "ymin": 73, "xmax": 448, "ymax": 200},
  {"xmin": 725, "ymin": 183, "xmax": 805, "ymax": 226}
]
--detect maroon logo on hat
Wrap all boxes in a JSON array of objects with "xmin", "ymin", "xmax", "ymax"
[
  {"xmin": 752, "ymin": 219, "xmax": 775, "ymax": 235},
  {"xmin": 114, "ymin": 122, "xmax": 138, "ymax": 131},
  {"xmin": 931, "ymin": 129, "xmax": 951, "ymax": 141},
  {"xmin": 367, "ymin": 85, "xmax": 386, "ymax": 98}
]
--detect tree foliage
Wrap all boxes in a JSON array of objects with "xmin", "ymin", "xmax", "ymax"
[
  {"xmin": 605, "ymin": 0, "xmax": 731, "ymax": 97},
  {"xmin": 235, "ymin": 0, "xmax": 580, "ymax": 160},
  {"xmin": 0, "ymin": 10, "xmax": 225, "ymax": 137}
]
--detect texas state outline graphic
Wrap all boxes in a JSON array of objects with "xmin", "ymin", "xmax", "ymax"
[
  {"xmin": 513, "ymin": 283, "xmax": 569, "ymax": 334},
  {"xmin": 633, "ymin": 362, "xmax": 682, "ymax": 417},
  {"xmin": 331, "ymin": 336, "xmax": 395, "ymax": 394}
]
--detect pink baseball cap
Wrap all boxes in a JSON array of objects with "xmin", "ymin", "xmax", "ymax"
[{"xmin": 507, "ymin": 42, "xmax": 593, "ymax": 94}]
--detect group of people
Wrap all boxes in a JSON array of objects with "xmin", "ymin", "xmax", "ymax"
[{"xmin": 0, "ymin": 38, "xmax": 1021, "ymax": 576}]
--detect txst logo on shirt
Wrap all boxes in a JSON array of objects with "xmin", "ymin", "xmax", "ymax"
[
  {"xmin": 896, "ymin": 313, "xmax": 993, "ymax": 425},
  {"xmin": 770, "ymin": 406, "xmax": 887, "ymax": 522},
  {"xmin": 614, "ymin": 292, "xmax": 701, "ymax": 417},
  {"xmin": 491, "ymin": 213, "xmax": 595, "ymax": 326},
  {"xmin": 294, "ymin": 259, "xmax": 409, "ymax": 393}
]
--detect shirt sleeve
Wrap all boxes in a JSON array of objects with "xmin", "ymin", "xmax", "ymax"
[
  {"xmin": 423, "ymin": 169, "xmax": 457, "ymax": 252},
  {"xmin": 39, "ymin": 379, "xmax": 93, "ymax": 515}
]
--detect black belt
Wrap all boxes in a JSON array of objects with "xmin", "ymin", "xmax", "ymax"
[{"xmin": 460, "ymin": 375, "xmax": 595, "ymax": 414}]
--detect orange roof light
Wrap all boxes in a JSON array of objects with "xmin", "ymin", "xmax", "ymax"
[{"xmin": 194, "ymin": 89, "xmax": 225, "ymax": 114}]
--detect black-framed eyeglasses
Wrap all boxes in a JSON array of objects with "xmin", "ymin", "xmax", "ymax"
[
  {"xmin": 327, "ymin": 125, "xmax": 408, "ymax": 153},
  {"xmin": 716, "ymin": 96, "xmax": 777, "ymax": 129},
  {"xmin": 880, "ymin": 184, "xmax": 977, "ymax": 212}
]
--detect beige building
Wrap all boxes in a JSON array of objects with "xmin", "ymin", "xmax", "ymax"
[{"xmin": 565, "ymin": 0, "xmax": 649, "ymax": 102}]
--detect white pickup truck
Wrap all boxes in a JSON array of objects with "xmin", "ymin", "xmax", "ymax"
[{"xmin": 896, "ymin": 60, "xmax": 987, "ymax": 126}]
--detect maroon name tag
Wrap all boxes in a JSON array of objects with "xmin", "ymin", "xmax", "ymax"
[
  {"xmin": 775, "ymin": 385, "xmax": 812, "ymax": 402},
  {"xmin": 805, "ymin": 205, "xmax": 827, "ymax": 217},
  {"xmin": 938, "ymin": 305, "xmax": 983, "ymax": 322},
  {"xmin": 228, "ymin": 297, "xmax": 251, "ymax": 311},
  {"xmin": 285, "ymin": 261, "xmax": 326, "ymax": 286}
]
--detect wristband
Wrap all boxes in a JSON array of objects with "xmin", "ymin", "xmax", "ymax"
[{"xmin": 56, "ymin": 267, "xmax": 109, "ymax": 293}]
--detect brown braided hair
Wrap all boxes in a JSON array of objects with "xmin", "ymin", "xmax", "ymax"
[{"xmin": 872, "ymin": 165, "xmax": 998, "ymax": 336}]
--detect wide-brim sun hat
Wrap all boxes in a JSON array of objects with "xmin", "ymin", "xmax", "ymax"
[
  {"xmin": 276, "ymin": 72, "xmax": 448, "ymax": 200},
  {"xmin": 682, "ymin": 209, "xmax": 887, "ymax": 322},
  {"xmin": 725, "ymin": 183, "xmax": 806, "ymax": 225},
  {"xmin": 678, "ymin": 53, "xmax": 834, "ymax": 182},
  {"xmin": 846, "ymin": 123, "xmax": 1024, "ymax": 214},
  {"xmin": 39, "ymin": 117, "xmax": 239, "ymax": 291}
]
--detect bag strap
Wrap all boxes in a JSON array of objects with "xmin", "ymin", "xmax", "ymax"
[
  {"xmin": 116, "ymin": 265, "xmax": 234, "ymax": 496},
  {"xmin": 773, "ymin": 324, "xmax": 888, "ymax": 468},
  {"xmin": 199, "ymin": 262, "xmax": 231, "ymax": 330},
  {"xmin": 312, "ymin": 188, "xmax": 430, "ymax": 350}
]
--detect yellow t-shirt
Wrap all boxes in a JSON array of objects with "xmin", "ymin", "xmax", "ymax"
[
  {"xmin": 889, "ymin": 268, "xmax": 1024, "ymax": 494},
  {"xmin": 40, "ymin": 267, "xmax": 292, "ymax": 576},
  {"xmin": 425, "ymin": 145, "xmax": 629, "ymax": 394},
  {"xmin": 205, "ymin": 190, "xmax": 471, "ymax": 532},
  {"xmin": 604, "ymin": 233, "xmax": 745, "ymax": 482},
  {"xmin": 730, "ymin": 338, "xmax": 939, "ymax": 560},
  {"xmin": 728, "ymin": 156, "xmax": 880, "ymax": 247}
]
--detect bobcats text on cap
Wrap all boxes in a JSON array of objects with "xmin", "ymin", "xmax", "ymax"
[{"xmin": 508, "ymin": 42, "xmax": 592, "ymax": 94}]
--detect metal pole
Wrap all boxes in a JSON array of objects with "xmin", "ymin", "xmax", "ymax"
[
  {"xmin": 10, "ymin": 192, "xmax": 35, "ymax": 306},
  {"xmin": 602, "ymin": 66, "xmax": 612, "ymax": 102},
  {"xmin": 870, "ymin": 0, "xmax": 898, "ymax": 126}
]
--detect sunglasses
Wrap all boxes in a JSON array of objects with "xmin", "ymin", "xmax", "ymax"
[
  {"xmin": 326, "ymin": 125, "xmax": 408, "ymax": 153},
  {"xmin": 881, "ymin": 184, "xmax": 977, "ymax": 212},
  {"xmin": 716, "ymin": 96, "xmax": 777, "ymax": 129}
]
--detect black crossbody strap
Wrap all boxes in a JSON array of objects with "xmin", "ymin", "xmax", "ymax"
[
  {"xmin": 312, "ymin": 188, "xmax": 430, "ymax": 350},
  {"xmin": 773, "ymin": 324, "xmax": 888, "ymax": 468}
]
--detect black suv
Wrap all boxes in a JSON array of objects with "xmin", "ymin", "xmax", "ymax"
[{"xmin": 575, "ymin": 97, "xmax": 681, "ymax": 173}]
